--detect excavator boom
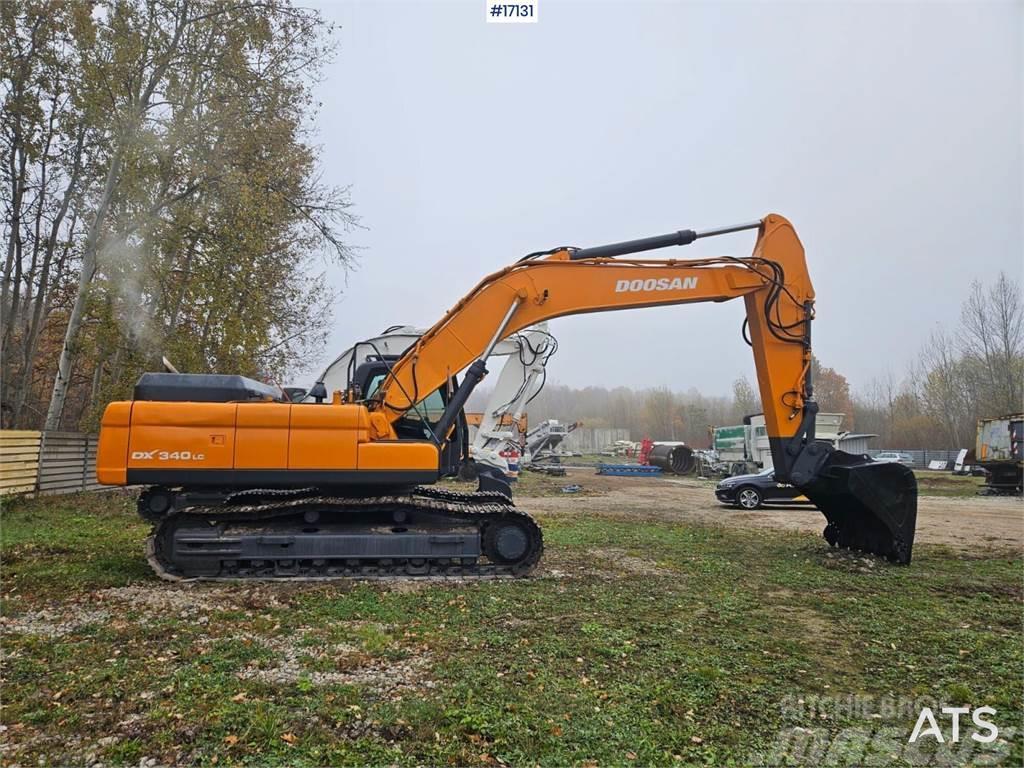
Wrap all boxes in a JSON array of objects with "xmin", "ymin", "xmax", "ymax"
[{"xmin": 371, "ymin": 213, "xmax": 917, "ymax": 562}]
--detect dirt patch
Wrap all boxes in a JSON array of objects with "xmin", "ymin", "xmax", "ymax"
[
  {"xmin": 96, "ymin": 584, "xmax": 227, "ymax": 614},
  {"xmin": 535, "ymin": 546, "xmax": 673, "ymax": 580},
  {"xmin": 524, "ymin": 469, "xmax": 1024, "ymax": 554},
  {"xmin": 819, "ymin": 548, "xmax": 887, "ymax": 573},
  {"xmin": 586, "ymin": 547, "xmax": 672, "ymax": 576},
  {"xmin": 761, "ymin": 588, "xmax": 844, "ymax": 673},
  {"xmin": 235, "ymin": 629, "xmax": 434, "ymax": 696},
  {"xmin": 764, "ymin": 588, "xmax": 836, "ymax": 638},
  {"xmin": 0, "ymin": 607, "xmax": 110, "ymax": 638},
  {"xmin": 772, "ymin": 604, "xmax": 836, "ymax": 639}
]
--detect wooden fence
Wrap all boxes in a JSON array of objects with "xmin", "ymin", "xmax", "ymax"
[{"xmin": 0, "ymin": 430, "xmax": 102, "ymax": 497}]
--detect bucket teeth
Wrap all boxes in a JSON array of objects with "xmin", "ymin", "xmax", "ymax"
[{"xmin": 801, "ymin": 451, "xmax": 918, "ymax": 564}]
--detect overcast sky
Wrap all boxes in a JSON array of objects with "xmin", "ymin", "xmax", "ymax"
[{"xmin": 302, "ymin": 0, "xmax": 1022, "ymax": 396}]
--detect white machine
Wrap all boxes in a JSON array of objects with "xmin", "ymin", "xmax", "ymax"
[
  {"xmin": 470, "ymin": 325, "xmax": 556, "ymax": 476},
  {"xmin": 305, "ymin": 324, "xmax": 556, "ymax": 478},
  {"xmin": 524, "ymin": 419, "xmax": 578, "ymax": 461}
]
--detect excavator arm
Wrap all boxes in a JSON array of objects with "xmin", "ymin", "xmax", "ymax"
[{"xmin": 373, "ymin": 213, "xmax": 918, "ymax": 563}]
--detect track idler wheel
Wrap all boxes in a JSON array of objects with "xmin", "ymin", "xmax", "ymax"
[
  {"xmin": 483, "ymin": 517, "xmax": 543, "ymax": 575},
  {"xmin": 137, "ymin": 487, "xmax": 175, "ymax": 522},
  {"xmin": 484, "ymin": 521, "xmax": 530, "ymax": 563}
]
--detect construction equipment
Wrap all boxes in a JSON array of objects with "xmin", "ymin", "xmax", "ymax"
[
  {"xmin": 307, "ymin": 325, "xmax": 424, "ymax": 400},
  {"xmin": 525, "ymin": 419, "xmax": 579, "ymax": 461},
  {"xmin": 97, "ymin": 213, "xmax": 919, "ymax": 579},
  {"xmin": 469, "ymin": 325, "xmax": 556, "ymax": 477},
  {"xmin": 712, "ymin": 412, "xmax": 848, "ymax": 475},
  {"xmin": 974, "ymin": 414, "xmax": 1023, "ymax": 494},
  {"xmin": 464, "ymin": 412, "xmax": 528, "ymax": 478}
]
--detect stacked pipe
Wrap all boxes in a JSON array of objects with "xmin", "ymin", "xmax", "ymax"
[{"xmin": 647, "ymin": 444, "xmax": 696, "ymax": 475}]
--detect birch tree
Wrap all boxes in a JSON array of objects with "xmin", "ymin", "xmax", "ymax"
[{"xmin": 2, "ymin": 0, "xmax": 352, "ymax": 430}]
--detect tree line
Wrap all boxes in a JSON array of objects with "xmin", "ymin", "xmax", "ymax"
[
  {"xmin": 4, "ymin": 5, "xmax": 1018, "ymax": 448},
  {"xmin": 496, "ymin": 273, "xmax": 1022, "ymax": 451},
  {"xmin": 510, "ymin": 368, "xmax": 842, "ymax": 448},
  {"xmin": 852, "ymin": 274, "xmax": 1022, "ymax": 449},
  {"xmin": 2, "ymin": 0, "xmax": 352, "ymax": 431}
]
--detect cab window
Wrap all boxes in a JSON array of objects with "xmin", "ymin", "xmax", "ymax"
[
  {"xmin": 366, "ymin": 374, "xmax": 445, "ymax": 424},
  {"xmin": 406, "ymin": 388, "xmax": 446, "ymax": 423}
]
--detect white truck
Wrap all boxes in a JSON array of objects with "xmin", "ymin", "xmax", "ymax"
[
  {"xmin": 974, "ymin": 414, "xmax": 1023, "ymax": 494},
  {"xmin": 713, "ymin": 412, "xmax": 846, "ymax": 474}
]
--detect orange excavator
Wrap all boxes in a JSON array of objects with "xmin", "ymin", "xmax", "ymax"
[{"xmin": 96, "ymin": 214, "xmax": 917, "ymax": 579}]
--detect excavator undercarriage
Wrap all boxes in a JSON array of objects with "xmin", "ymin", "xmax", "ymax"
[{"xmin": 142, "ymin": 486, "xmax": 543, "ymax": 580}]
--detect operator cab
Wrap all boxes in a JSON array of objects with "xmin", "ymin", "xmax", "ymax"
[{"xmin": 351, "ymin": 356, "xmax": 469, "ymax": 479}]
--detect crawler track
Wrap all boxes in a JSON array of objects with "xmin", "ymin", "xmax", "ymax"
[{"xmin": 146, "ymin": 486, "xmax": 543, "ymax": 581}]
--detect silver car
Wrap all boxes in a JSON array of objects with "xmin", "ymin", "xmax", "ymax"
[{"xmin": 875, "ymin": 451, "xmax": 914, "ymax": 466}]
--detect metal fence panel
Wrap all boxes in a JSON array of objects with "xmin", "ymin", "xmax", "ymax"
[
  {"xmin": 39, "ymin": 432, "xmax": 102, "ymax": 494},
  {"xmin": 563, "ymin": 427, "xmax": 631, "ymax": 454},
  {"xmin": 866, "ymin": 449, "xmax": 962, "ymax": 469}
]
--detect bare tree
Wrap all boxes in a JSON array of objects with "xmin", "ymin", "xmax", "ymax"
[
  {"xmin": 987, "ymin": 272, "xmax": 1024, "ymax": 412},
  {"xmin": 958, "ymin": 273, "xmax": 1024, "ymax": 416},
  {"xmin": 918, "ymin": 327, "xmax": 974, "ymax": 445},
  {"xmin": 25, "ymin": 0, "xmax": 352, "ymax": 430},
  {"xmin": 731, "ymin": 376, "xmax": 760, "ymax": 418}
]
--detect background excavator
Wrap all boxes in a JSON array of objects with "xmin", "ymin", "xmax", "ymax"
[{"xmin": 96, "ymin": 213, "xmax": 918, "ymax": 579}]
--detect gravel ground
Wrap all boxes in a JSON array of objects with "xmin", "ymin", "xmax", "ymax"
[{"xmin": 523, "ymin": 469, "xmax": 1023, "ymax": 554}]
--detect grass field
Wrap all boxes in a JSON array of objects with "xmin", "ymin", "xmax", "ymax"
[
  {"xmin": 912, "ymin": 471, "xmax": 988, "ymax": 498},
  {"xmin": 2, "ymin": 491, "xmax": 1021, "ymax": 766}
]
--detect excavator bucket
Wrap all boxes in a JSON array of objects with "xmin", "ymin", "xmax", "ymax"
[{"xmin": 801, "ymin": 450, "xmax": 918, "ymax": 564}]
